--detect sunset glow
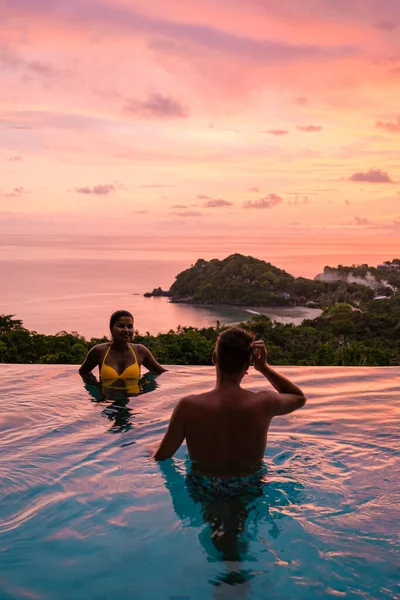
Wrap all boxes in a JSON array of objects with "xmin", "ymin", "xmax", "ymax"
[{"xmin": 1, "ymin": 0, "xmax": 399, "ymax": 247}]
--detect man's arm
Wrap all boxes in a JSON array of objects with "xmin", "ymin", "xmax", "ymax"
[
  {"xmin": 154, "ymin": 400, "xmax": 186, "ymax": 460},
  {"xmin": 79, "ymin": 346, "xmax": 100, "ymax": 384},
  {"xmin": 139, "ymin": 345, "xmax": 167, "ymax": 374},
  {"xmin": 252, "ymin": 340, "xmax": 307, "ymax": 416}
]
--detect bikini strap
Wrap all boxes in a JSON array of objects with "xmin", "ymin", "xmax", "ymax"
[
  {"xmin": 102, "ymin": 344, "xmax": 112, "ymax": 366},
  {"xmin": 129, "ymin": 344, "xmax": 138, "ymax": 362}
]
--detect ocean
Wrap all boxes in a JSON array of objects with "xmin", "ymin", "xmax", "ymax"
[{"xmin": 1, "ymin": 233, "xmax": 397, "ymax": 338}]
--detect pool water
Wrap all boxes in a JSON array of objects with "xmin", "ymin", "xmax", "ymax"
[{"xmin": 0, "ymin": 365, "xmax": 399, "ymax": 600}]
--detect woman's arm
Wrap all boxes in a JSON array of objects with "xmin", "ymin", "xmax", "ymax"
[
  {"xmin": 138, "ymin": 345, "xmax": 167, "ymax": 374},
  {"xmin": 79, "ymin": 346, "xmax": 101, "ymax": 384}
]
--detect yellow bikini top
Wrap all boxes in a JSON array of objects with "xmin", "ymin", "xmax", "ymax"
[{"xmin": 100, "ymin": 344, "xmax": 141, "ymax": 381}]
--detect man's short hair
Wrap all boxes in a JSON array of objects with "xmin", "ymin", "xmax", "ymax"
[{"xmin": 215, "ymin": 327, "xmax": 255, "ymax": 374}]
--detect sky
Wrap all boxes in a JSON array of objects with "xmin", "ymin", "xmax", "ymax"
[{"xmin": 0, "ymin": 0, "xmax": 400, "ymax": 251}]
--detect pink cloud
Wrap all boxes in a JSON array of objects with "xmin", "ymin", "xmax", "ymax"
[
  {"xmin": 5, "ymin": 156, "xmax": 22, "ymax": 161},
  {"xmin": 374, "ymin": 21, "xmax": 397, "ymax": 31},
  {"xmin": 352, "ymin": 216, "xmax": 375, "ymax": 226},
  {"xmin": 296, "ymin": 125, "xmax": 322, "ymax": 132},
  {"xmin": 376, "ymin": 117, "xmax": 400, "ymax": 133},
  {"xmin": 349, "ymin": 169, "xmax": 393, "ymax": 183},
  {"xmin": 266, "ymin": 129, "xmax": 289, "ymax": 135},
  {"xmin": 74, "ymin": 184, "xmax": 117, "ymax": 195},
  {"xmin": 203, "ymin": 198, "xmax": 232, "ymax": 207},
  {"xmin": 124, "ymin": 93, "xmax": 189, "ymax": 119},
  {"xmin": 294, "ymin": 96, "xmax": 309, "ymax": 105},
  {"xmin": 0, "ymin": 186, "xmax": 29, "ymax": 198},
  {"xmin": 243, "ymin": 193, "xmax": 283, "ymax": 209},
  {"xmin": 0, "ymin": 45, "xmax": 62, "ymax": 79}
]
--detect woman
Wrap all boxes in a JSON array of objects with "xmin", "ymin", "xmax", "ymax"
[{"xmin": 79, "ymin": 310, "xmax": 166, "ymax": 386}]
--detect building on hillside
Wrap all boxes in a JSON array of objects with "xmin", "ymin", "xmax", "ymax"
[{"xmin": 377, "ymin": 263, "xmax": 400, "ymax": 271}]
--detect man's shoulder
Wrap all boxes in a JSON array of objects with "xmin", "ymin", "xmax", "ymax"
[
  {"xmin": 179, "ymin": 392, "xmax": 209, "ymax": 404},
  {"xmin": 177, "ymin": 391, "xmax": 215, "ymax": 408},
  {"xmin": 252, "ymin": 389, "xmax": 280, "ymax": 407}
]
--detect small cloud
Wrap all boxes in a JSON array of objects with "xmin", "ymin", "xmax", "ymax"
[
  {"xmin": 294, "ymin": 97, "xmax": 309, "ymax": 106},
  {"xmin": 124, "ymin": 93, "xmax": 189, "ymax": 119},
  {"xmin": 243, "ymin": 193, "xmax": 283, "ymax": 209},
  {"xmin": 5, "ymin": 156, "xmax": 22, "ymax": 162},
  {"xmin": 74, "ymin": 184, "xmax": 116, "ymax": 195},
  {"xmin": 170, "ymin": 210, "xmax": 204, "ymax": 217},
  {"xmin": 345, "ymin": 199, "xmax": 351, "ymax": 205},
  {"xmin": 248, "ymin": 187, "xmax": 259, "ymax": 192},
  {"xmin": 374, "ymin": 21, "xmax": 397, "ymax": 31},
  {"xmin": 172, "ymin": 204, "xmax": 187, "ymax": 208},
  {"xmin": 196, "ymin": 195, "xmax": 233, "ymax": 207},
  {"xmin": 350, "ymin": 169, "xmax": 393, "ymax": 183},
  {"xmin": 0, "ymin": 186, "xmax": 29, "ymax": 198},
  {"xmin": 353, "ymin": 216, "xmax": 374, "ymax": 226},
  {"xmin": 134, "ymin": 210, "xmax": 148, "ymax": 214},
  {"xmin": 296, "ymin": 125, "xmax": 322, "ymax": 132},
  {"xmin": 265, "ymin": 129, "xmax": 289, "ymax": 136},
  {"xmin": 28, "ymin": 60, "xmax": 60, "ymax": 77},
  {"xmin": 0, "ymin": 46, "xmax": 62, "ymax": 79},
  {"xmin": 204, "ymin": 198, "xmax": 232, "ymax": 208},
  {"xmin": 376, "ymin": 117, "xmax": 400, "ymax": 133}
]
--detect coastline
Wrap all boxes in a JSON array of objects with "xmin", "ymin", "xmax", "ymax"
[{"xmin": 167, "ymin": 300, "xmax": 323, "ymax": 326}]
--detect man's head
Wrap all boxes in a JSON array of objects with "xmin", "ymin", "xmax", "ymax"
[{"xmin": 213, "ymin": 327, "xmax": 255, "ymax": 376}]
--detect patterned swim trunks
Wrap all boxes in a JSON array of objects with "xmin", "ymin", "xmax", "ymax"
[{"xmin": 186, "ymin": 468, "xmax": 267, "ymax": 503}]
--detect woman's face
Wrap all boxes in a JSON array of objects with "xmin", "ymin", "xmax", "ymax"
[{"xmin": 112, "ymin": 316, "xmax": 134, "ymax": 342}]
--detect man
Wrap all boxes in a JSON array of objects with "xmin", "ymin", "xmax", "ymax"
[{"xmin": 154, "ymin": 327, "xmax": 306, "ymax": 474}]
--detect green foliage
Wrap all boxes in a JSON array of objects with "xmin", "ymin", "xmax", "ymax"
[
  {"xmin": 168, "ymin": 254, "xmax": 399, "ymax": 309},
  {"xmin": 170, "ymin": 254, "xmax": 295, "ymax": 306},
  {"xmin": 1, "ymin": 257, "xmax": 399, "ymax": 368},
  {"xmin": 1, "ymin": 292, "xmax": 399, "ymax": 366}
]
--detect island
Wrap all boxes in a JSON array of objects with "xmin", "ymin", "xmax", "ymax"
[{"xmin": 145, "ymin": 254, "xmax": 399, "ymax": 309}]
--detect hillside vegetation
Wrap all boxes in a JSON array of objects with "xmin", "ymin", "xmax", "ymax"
[
  {"xmin": 168, "ymin": 254, "xmax": 398, "ymax": 308},
  {"xmin": 2, "ymin": 293, "xmax": 399, "ymax": 366}
]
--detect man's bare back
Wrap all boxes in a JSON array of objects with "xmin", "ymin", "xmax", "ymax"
[{"xmin": 154, "ymin": 333, "xmax": 306, "ymax": 476}]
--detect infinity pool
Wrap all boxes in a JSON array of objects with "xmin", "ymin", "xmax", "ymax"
[{"xmin": 0, "ymin": 365, "xmax": 399, "ymax": 600}]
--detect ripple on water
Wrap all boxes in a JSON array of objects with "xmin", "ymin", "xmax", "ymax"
[{"xmin": 0, "ymin": 365, "xmax": 399, "ymax": 600}]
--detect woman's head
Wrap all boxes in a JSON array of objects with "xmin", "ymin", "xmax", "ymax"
[
  {"xmin": 214, "ymin": 327, "xmax": 255, "ymax": 375},
  {"xmin": 109, "ymin": 310, "xmax": 134, "ymax": 341}
]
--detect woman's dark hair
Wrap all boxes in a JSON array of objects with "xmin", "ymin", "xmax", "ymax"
[
  {"xmin": 109, "ymin": 310, "xmax": 134, "ymax": 332},
  {"xmin": 215, "ymin": 327, "xmax": 255, "ymax": 374}
]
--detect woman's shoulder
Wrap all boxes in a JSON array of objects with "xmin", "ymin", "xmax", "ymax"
[
  {"xmin": 89, "ymin": 342, "xmax": 110, "ymax": 355},
  {"xmin": 131, "ymin": 343, "xmax": 148, "ymax": 357}
]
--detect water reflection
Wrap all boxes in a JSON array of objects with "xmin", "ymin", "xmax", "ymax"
[
  {"xmin": 84, "ymin": 373, "xmax": 159, "ymax": 432},
  {"xmin": 159, "ymin": 458, "xmax": 303, "ymax": 598}
]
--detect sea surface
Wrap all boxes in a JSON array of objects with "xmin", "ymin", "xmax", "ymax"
[
  {"xmin": 0, "ymin": 365, "xmax": 399, "ymax": 600},
  {"xmin": 0, "ymin": 234, "xmax": 331, "ymax": 337}
]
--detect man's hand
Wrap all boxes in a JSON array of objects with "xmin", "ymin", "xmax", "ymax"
[{"xmin": 252, "ymin": 340, "xmax": 268, "ymax": 372}]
